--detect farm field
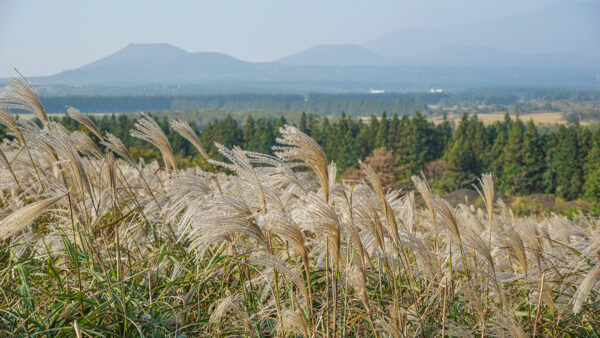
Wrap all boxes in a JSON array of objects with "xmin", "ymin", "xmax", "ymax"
[
  {"xmin": 0, "ymin": 79, "xmax": 599, "ymax": 336},
  {"xmin": 430, "ymin": 112, "xmax": 587, "ymax": 126}
]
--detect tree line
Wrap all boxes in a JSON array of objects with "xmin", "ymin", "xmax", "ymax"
[
  {"xmin": 4, "ymin": 111, "xmax": 600, "ymax": 211},
  {"xmin": 37, "ymin": 93, "xmax": 435, "ymax": 115}
]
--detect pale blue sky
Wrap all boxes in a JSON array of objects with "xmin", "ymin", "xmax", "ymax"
[{"xmin": 0, "ymin": 0, "xmax": 577, "ymax": 77}]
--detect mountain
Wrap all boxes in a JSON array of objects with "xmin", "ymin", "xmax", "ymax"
[
  {"xmin": 400, "ymin": 46, "xmax": 600, "ymax": 68},
  {"xmin": 277, "ymin": 44, "xmax": 389, "ymax": 66},
  {"xmin": 364, "ymin": 1, "xmax": 600, "ymax": 59},
  {"xmin": 41, "ymin": 43, "xmax": 273, "ymax": 85},
  {"xmin": 22, "ymin": 41, "xmax": 599, "ymax": 93}
]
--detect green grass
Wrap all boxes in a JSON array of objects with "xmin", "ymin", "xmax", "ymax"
[{"xmin": 0, "ymin": 88, "xmax": 599, "ymax": 336}]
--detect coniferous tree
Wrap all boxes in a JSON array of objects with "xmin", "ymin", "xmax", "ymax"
[
  {"xmin": 243, "ymin": 115, "xmax": 256, "ymax": 149},
  {"xmin": 308, "ymin": 114, "xmax": 320, "ymax": 140},
  {"xmin": 499, "ymin": 117, "xmax": 525, "ymax": 193},
  {"xmin": 298, "ymin": 112, "xmax": 308, "ymax": 134},
  {"xmin": 520, "ymin": 120, "xmax": 545, "ymax": 194},
  {"xmin": 356, "ymin": 120, "xmax": 372, "ymax": 159},
  {"xmin": 433, "ymin": 114, "xmax": 453, "ymax": 157},
  {"xmin": 442, "ymin": 114, "xmax": 478, "ymax": 190},
  {"xmin": 255, "ymin": 117, "xmax": 275, "ymax": 154},
  {"xmin": 375, "ymin": 112, "xmax": 389, "ymax": 149},
  {"xmin": 544, "ymin": 125, "xmax": 582, "ymax": 199},
  {"xmin": 583, "ymin": 128, "xmax": 600, "ymax": 211}
]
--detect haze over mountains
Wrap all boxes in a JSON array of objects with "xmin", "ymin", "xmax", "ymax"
[{"xmin": 18, "ymin": 1, "xmax": 600, "ymax": 92}]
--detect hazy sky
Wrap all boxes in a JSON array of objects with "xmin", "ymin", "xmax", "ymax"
[{"xmin": 0, "ymin": 0, "xmax": 574, "ymax": 77}]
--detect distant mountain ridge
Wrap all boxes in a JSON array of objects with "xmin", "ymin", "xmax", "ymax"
[
  {"xmin": 363, "ymin": 1, "xmax": 600, "ymax": 58},
  {"xmin": 277, "ymin": 44, "xmax": 391, "ymax": 66},
  {"xmin": 45, "ymin": 43, "xmax": 272, "ymax": 85},
  {"xmin": 13, "ymin": 1, "xmax": 599, "ymax": 91}
]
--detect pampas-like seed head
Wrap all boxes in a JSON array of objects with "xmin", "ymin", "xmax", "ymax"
[
  {"xmin": 274, "ymin": 125, "xmax": 329, "ymax": 202},
  {"xmin": 130, "ymin": 112, "xmax": 177, "ymax": 173},
  {"xmin": 0, "ymin": 195, "xmax": 64, "ymax": 239},
  {"xmin": 278, "ymin": 309, "xmax": 308, "ymax": 337},
  {"xmin": 0, "ymin": 71, "xmax": 48, "ymax": 126},
  {"xmin": 67, "ymin": 106, "xmax": 103, "ymax": 140},
  {"xmin": 361, "ymin": 161, "xmax": 399, "ymax": 243},
  {"xmin": 102, "ymin": 132, "xmax": 135, "ymax": 165},
  {"xmin": 170, "ymin": 119, "xmax": 208, "ymax": 160},
  {"xmin": 0, "ymin": 103, "xmax": 26, "ymax": 145},
  {"xmin": 573, "ymin": 265, "xmax": 600, "ymax": 313}
]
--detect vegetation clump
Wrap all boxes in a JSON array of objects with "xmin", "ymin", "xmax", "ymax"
[{"xmin": 0, "ymin": 75, "xmax": 599, "ymax": 336}]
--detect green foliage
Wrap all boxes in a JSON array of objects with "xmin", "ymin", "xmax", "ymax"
[{"xmin": 16, "ymin": 109, "xmax": 600, "ymax": 205}]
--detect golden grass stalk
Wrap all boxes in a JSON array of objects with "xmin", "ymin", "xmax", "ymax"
[
  {"xmin": 102, "ymin": 132, "xmax": 135, "ymax": 165},
  {"xmin": 130, "ymin": 112, "xmax": 177, "ymax": 174},
  {"xmin": 0, "ymin": 70, "xmax": 48, "ymax": 126},
  {"xmin": 278, "ymin": 309, "xmax": 309, "ymax": 337},
  {"xmin": 274, "ymin": 125, "xmax": 329, "ymax": 203},
  {"xmin": 0, "ymin": 195, "xmax": 64, "ymax": 239},
  {"xmin": 170, "ymin": 119, "xmax": 208, "ymax": 161},
  {"xmin": 67, "ymin": 106, "xmax": 103, "ymax": 140},
  {"xmin": 0, "ymin": 103, "xmax": 25, "ymax": 145},
  {"xmin": 573, "ymin": 265, "xmax": 600, "ymax": 313},
  {"xmin": 474, "ymin": 173, "xmax": 494, "ymax": 249},
  {"xmin": 361, "ymin": 161, "xmax": 399, "ymax": 244}
]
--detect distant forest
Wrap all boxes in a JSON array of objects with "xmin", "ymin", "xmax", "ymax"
[
  {"xmin": 34, "ymin": 88, "xmax": 600, "ymax": 115},
  {"xmin": 37, "ymin": 93, "xmax": 432, "ymax": 115},
  {"xmin": 4, "ymin": 110, "xmax": 599, "ymax": 213}
]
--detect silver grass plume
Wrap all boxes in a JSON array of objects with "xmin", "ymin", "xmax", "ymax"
[
  {"xmin": 0, "ymin": 71, "xmax": 48, "ymax": 126},
  {"xmin": 0, "ymin": 103, "xmax": 25, "ymax": 145},
  {"xmin": 274, "ymin": 125, "xmax": 329, "ymax": 203},
  {"xmin": 260, "ymin": 210, "xmax": 307, "ymax": 264},
  {"xmin": 67, "ymin": 106, "xmax": 103, "ymax": 140},
  {"xmin": 278, "ymin": 309, "xmax": 308, "ymax": 337},
  {"xmin": 412, "ymin": 174, "xmax": 441, "ymax": 250},
  {"xmin": 43, "ymin": 123, "xmax": 94, "ymax": 200},
  {"xmin": 71, "ymin": 131, "xmax": 102, "ymax": 159},
  {"xmin": 211, "ymin": 144, "xmax": 267, "ymax": 212},
  {"xmin": 209, "ymin": 292, "xmax": 253, "ymax": 331},
  {"xmin": 465, "ymin": 230, "xmax": 506, "ymax": 309},
  {"xmin": 0, "ymin": 195, "xmax": 64, "ymax": 239},
  {"xmin": 505, "ymin": 228, "xmax": 528, "ymax": 275},
  {"xmin": 179, "ymin": 194, "xmax": 267, "ymax": 251},
  {"xmin": 361, "ymin": 161, "xmax": 399, "ymax": 244},
  {"xmin": 433, "ymin": 197, "xmax": 463, "ymax": 249},
  {"xmin": 169, "ymin": 118, "xmax": 208, "ymax": 160},
  {"xmin": 346, "ymin": 265, "xmax": 370, "ymax": 311},
  {"xmin": 102, "ymin": 132, "xmax": 135, "ymax": 165},
  {"xmin": 303, "ymin": 194, "xmax": 341, "ymax": 264},
  {"xmin": 572, "ymin": 265, "xmax": 600, "ymax": 313},
  {"xmin": 106, "ymin": 152, "xmax": 117, "ymax": 202},
  {"xmin": 130, "ymin": 112, "xmax": 177, "ymax": 173},
  {"xmin": 249, "ymin": 254, "xmax": 308, "ymax": 299},
  {"xmin": 0, "ymin": 146, "xmax": 22, "ymax": 189},
  {"xmin": 474, "ymin": 173, "xmax": 494, "ymax": 248}
]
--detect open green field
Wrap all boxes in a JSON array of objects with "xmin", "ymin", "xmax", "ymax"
[{"xmin": 1, "ymin": 111, "xmax": 598, "ymax": 336}]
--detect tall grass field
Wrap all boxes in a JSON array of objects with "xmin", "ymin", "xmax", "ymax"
[{"xmin": 0, "ymin": 76, "xmax": 599, "ymax": 336}]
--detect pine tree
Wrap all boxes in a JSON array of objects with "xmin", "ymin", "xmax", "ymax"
[
  {"xmin": 442, "ymin": 113, "xmax": 478, "ymax": 190},
  {"xmin": 521, "ymin": 120, "xmax": 545, "ymax": 194},
  {"xmin": 544, "ymin": 125, "xmax": 582, "ymax": 200},
  {"xmin": 242, "ymin": 115, "xmax": 256, "ymax": 150},
  {"xmin": 583, "ymin": 128, "xmax": 600, "ymax": 211},
  {"xmin": 356, "ymin": 120, "xmax": 371, "ymax": 159},
  {"xmin": 499, "ymin": 117, "xmax": 525, "ymax": 193},
  {"xmin": 298, "ymin": 112, "xmax": 308, "ymax": 134},
  {"xmin": 255, "ymin": 117, "xmax": 275, "ymax": 154},
  {"xmin": 433, "ymin": 114, "xmax": 452, "ymax": 158},
  {"xmin": 374, "ymin": 112, "xmax": 389, "ymax": 149}
]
